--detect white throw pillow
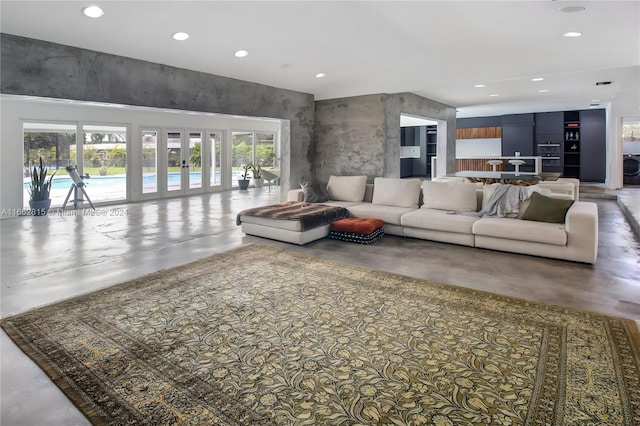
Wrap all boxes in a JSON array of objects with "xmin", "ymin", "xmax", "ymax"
[
  {"xmin": 326, "ymin": 175, "xmax": 368, "ymax": 202},
  {"xmin": 372, "ymin": 178, "xmax": 421, "ymax": 208},
  {"xmin": 422, "ymin": 181, "xmax": 478, "ymax": 212}
]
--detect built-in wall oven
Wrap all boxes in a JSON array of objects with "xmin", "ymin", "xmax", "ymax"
[{"xmin": 537, "ymin": 142, "xmax": 562, "ymax": 172}]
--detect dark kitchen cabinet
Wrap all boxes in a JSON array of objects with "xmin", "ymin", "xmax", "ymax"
[
  {"xmin": 579, "ymin": 109, "xmax": 606, "ymax": 182},
  {"xmin": 535, "ymin": 112, "xmax": 564, "ymax": 173},
  {"xmin": 535, "ymin": 111, "xmax": 564, "ymax": 134},
  {"xmin": 502, "ymin": 113, "xmax": 534, "ymax": 172}
]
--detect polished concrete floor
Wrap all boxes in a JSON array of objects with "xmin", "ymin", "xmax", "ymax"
[{"xmin": 1, "ymin": 187, "xmax": 639, "ymax": 425}]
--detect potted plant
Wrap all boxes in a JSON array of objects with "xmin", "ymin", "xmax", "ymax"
[
  {"xmin": 238, "ymin": 164, "xmax": 251, "ymax": 190},
  {"xmin": 28, "ymin": 157, "xmax": 57, "ymax": 216},
  {"xmin": 251, "ymin": 163, "xmax": 264, "ymax": 188}
]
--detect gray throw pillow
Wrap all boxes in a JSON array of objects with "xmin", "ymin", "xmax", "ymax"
[
  {"xmin": 300, "ymin": 181, "xmax": 329, "ymax": 203},
  {"xmin": 520, "ymin": 191, "xmax": 574, "ymax": 223}
]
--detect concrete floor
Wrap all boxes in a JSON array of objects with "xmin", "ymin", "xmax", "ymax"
[{"xmin": 1, "ymin": 187, "xmax": 639, "ymax": 426}]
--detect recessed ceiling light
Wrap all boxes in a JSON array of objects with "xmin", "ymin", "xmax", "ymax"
[
  {"xmin": 531, "ymin": 77, "xmax": 544, "ymax": 82},
  {"xmin": 82, "ymin": 6, "xmax": 104, "ymax": 18},
  {"xmin": 563, "ymin": 31, "xmax": 582, "ymax": 37},
  {"xmin": 172, "ymin": 32, "xmax": 189, "ymax": 41},
  {"xmin": 558, "ymin": 5, "xmax": 586, "ymax": 13},
  {"xmin": 315, "ymin": 73, "xmax": 327, "ymax": 79},
  {"xmin": 538, "ymin": 89, "xmax": 550, "ymax": 93},
  {"xmin": 235, "ymin": 50, "xmax": 249, "ymax": 58},
  {"xmin": 489, "ymin": 94, "xmax": 500, "ymax": 97},
  {"xmin": 592, "ymin": 99, "xmax": 601, "ymax": 102},
  {"xmin": 474, "ymin": 84, "xmax": 485, "ymax": 88}
]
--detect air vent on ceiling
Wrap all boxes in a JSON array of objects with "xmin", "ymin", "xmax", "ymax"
[
  {"xmin": 595, "ymin": 81, "xmax": 612, "ymax": 86},
  {"xmin": 590, "ymin": 103, "xmax": 600, "ymax": 107}
]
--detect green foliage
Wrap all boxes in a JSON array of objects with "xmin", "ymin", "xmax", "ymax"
[
  {"xmin": 108, "ymin": 145, "xmax": 126, "ymax": 167},
  {"xmin": 29, "ymin": 157, "xmax": 57, "ymax": 201},
  {"xmin": 190, "ymin": 143, "xmax": 202, "ymax": 167},
  {"xmin": 256, "ymin": 145, "xmax": 275, "ymax": 167},
  {"xmin": 232, "ymin": 142, "xmax": 252, "ymax": 167}
]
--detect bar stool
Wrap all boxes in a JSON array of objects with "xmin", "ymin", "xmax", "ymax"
[
  {"xmin": 509, "ymin": 159, "xmax": 526, "ymax": 174},
  {"xmin": 487, "ymin": 160, "xmax": 503, "ymax": 172}
]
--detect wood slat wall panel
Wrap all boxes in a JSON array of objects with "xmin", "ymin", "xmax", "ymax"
[
  {"xmin": 456, "ymin": 127, "xmax": 502, "ymax": 139},
  {"xmin": 456, "ymin": 158, "xmax": 504, "ymax": 171}
]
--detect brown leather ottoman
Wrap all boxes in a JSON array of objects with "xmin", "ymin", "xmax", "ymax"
[{"xmin": 329, "ymin": 217, "xmax": 384, "ymax": 244}]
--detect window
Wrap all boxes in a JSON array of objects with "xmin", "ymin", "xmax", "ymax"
[
  {"xmin": 23, "ymin": 123, "xmax": 75, "ymax": 208},
  {"xmin": 231, "ymin": 131, "xmax": 277, "ymax": 187}
]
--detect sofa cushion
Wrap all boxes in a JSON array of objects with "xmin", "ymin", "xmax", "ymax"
[
  {"xmin": 473, "ymin": 217, "xmax": 567, "ymax": 246},
  {"xmin": 422, "ymin": 181, "xmax": 478, "ymax": 212},
  {"xmin": 331, "ymin": 217, "xmax": 385, "ymax": 234},
  {"xmin": 520, "ymin": 191, "xmax": 575, "ymax": 224},
  {"xmin": 346, "ymin": 203, "xmax": 415, "ymax": 226},
  {"xmin": 300, "ymin": 181, "xmax": 329, "ymax": 203},
  {"xmin": 401, "ymin": 209, "xmax": 479, "ymax": 234},
  {"xmin": 327, "ymin": 175, "xmax": 368, "ymax": 202},
  {"xmin": 372, "ymin": 178, "xmax": 421, "ymax": 208}
]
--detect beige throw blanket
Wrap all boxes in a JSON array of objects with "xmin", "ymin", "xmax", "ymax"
[{"xmin": 467, "ymin": 185, "xmax": 530, "ymax": 218}]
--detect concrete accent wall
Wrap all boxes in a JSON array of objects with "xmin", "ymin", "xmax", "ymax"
[
  {"xmin": 384, "ymin": 93, "xmax": 457, "ymax": 178},
  {"xmin": 313, "ymin": 92, "xmax": 456, "ymax": 184},
  {"xmin": 0, "ymin": 34, "xmax": 315, "ymax": 198},
  {"xmin": 313, "ymin": 95, "xmax": 386, "ymax": 184}
]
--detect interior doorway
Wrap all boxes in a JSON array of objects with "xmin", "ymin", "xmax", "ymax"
[{"xmin": 400, "ymin": 114, "xmax": 438, "ymax": 178}]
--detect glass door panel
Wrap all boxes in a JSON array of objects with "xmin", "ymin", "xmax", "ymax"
[
  {"xmin": 209, "ymin": 132, "xmax": 222, "ymax": 188},
  {"xmin": 232, "ymin": 132, "xmax": 254, "ymax": 187},
  {"xmin": 166, "ymin": 131, "xmax": 182, "ymax": 193},
  {"xmin": 22, "ymin": 123, "xmax": 76, "ymax": 208},
  {"xmin": 256, "ymin": 133, "xmax": 276, "ymax": 168},
  {"xmin": 82, "ymin": 125, "xmax": 127, "ymax": 204},
  {"xmin": 141, "ymin": 130, "xmax": 158, "ymax": 195},
  {"xmin": 188, "ymin": 132, "xmax": 203, "ymax": 190}
]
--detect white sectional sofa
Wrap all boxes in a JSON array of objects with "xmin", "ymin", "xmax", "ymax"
[{"xmin": 285, "ymin": 176, "xmax": 598, "ymax": 264}]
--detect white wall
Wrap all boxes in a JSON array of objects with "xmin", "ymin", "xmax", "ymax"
[
  {"xmin": 0, "ymin": 95, "xmax": 281, "ymax": 214},
  {"xmin": 455, "ymin": 138, "xmax": 502, "ymax": 158}
]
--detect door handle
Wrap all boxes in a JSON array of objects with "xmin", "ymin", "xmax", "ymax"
[{"xmin": 182, "ymin": 160, "xmax": 188, "ymax": 169}]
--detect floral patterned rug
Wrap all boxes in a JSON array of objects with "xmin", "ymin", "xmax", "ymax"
[{"xmin": 2, "ymin": 244, "xmax": 639, "ymax": 425}]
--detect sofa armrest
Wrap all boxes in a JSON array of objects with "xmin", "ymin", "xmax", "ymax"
[
  {"xmin": 538, "ymin": 181, "xmax": 577, "ymax": 201},
  {"xmin": 287, "ymin": 189, "xmax": 304, "ymax": 202},
  {"xmin": 565, "ymin": 201, "xmax": 598, "ymax": 264}
]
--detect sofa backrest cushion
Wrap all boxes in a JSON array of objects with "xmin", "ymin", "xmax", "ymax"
[
  {"xmin": 327, "ymin": 175, "xmax": 368, "ymax": 202},
  {"xmin": 372, "ymin": 178, "xmax": 422, "ymax": 208},
  {"xmin": 422, "ymin": 181, "xmax": 478, "ymax": 212}
]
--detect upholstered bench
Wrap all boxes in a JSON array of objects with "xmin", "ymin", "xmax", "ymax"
[
  {"xmin": 237, "ymin": 202, "xmax": 350, "ymax": 245},
  {"xmin": 329, "ymin": 217, "xmax": 384, "ymax": 244}
]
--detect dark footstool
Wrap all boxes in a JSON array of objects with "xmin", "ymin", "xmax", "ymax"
[{"xmin": 329, "ymin": 218, "xmax": 384, "ymax": 244}]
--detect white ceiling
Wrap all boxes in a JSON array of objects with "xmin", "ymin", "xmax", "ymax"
[{"xmin": 1, "ymin": 1, "xmax": 639, "ymax": 118}]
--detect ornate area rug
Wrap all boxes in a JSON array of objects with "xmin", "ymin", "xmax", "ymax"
[{"xmin": 2, "ymin": 245, "xmax": 639, "ymax": 425}]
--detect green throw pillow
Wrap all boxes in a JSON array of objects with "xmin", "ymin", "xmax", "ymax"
[{"xmin": 520, "ymin": 191, "xmax": 574, "ymax": 223}]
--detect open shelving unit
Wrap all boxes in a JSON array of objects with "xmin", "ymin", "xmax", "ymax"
[
  {"xmin": 563, "ymin": 111, "xmax": 580, "ymax": 178},
  {"xmin": 425, "ymin": 125, "xmax": 437, "ymax": 177}
]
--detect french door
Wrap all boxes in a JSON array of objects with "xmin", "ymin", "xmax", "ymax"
[
  {"xmin": 140, "ymin": 128, "xmax": 223, "ymax": 199},
  {"xmin": 166, "ymin": 130, "xmax": 203, "ymax": 195}
]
